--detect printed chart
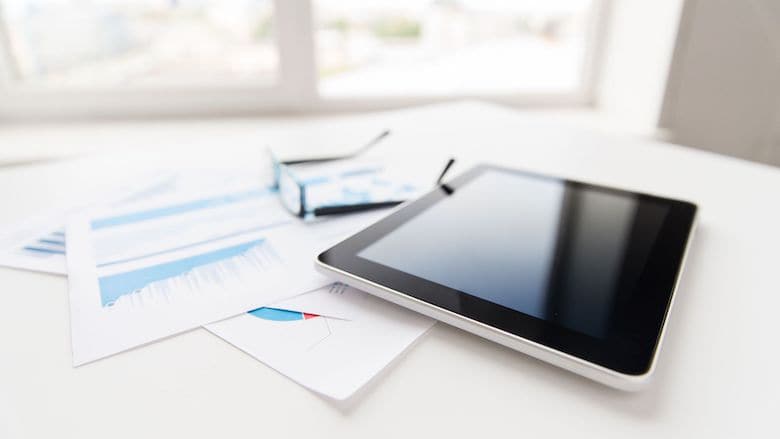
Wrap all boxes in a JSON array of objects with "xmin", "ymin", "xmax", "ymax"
[
  {"xmin": 207, "ymin": 283, "xmax": 435, "ymax": 400},
  {"xmin": 249, "ymin": 307, "xmax": 320, "ymax": 322},
  {"xmin": 66, "ymin": 178, "xmax": 328, "ymax": 366},
  {"xmin": 90, "ymin": 186, "xmax": 289, "ymax": 309},
  {"xmin": 20, "ymin": 229, "xmax": 66, "ymax": 256}
]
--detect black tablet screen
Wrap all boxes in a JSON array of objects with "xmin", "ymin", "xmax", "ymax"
[{"xmin": 359, "ymin": 168, "xmax": 670, "ymax": 339}]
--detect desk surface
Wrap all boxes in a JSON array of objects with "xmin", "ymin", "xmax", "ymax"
[{"xmin": 1, "ymin": 102, "xmax": 778, "ymax": 438}]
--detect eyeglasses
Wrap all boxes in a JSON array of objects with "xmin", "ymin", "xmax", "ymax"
[{"xmin": 270, "ymin": 130, "xmax": 456, "ymax": 218}]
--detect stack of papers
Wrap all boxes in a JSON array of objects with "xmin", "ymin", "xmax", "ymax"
[{"xmin": 0, "ymin": 165, "xmax": 434, "ymax": 401}]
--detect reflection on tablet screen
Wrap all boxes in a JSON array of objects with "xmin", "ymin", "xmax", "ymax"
[{"xmin": 359, "ymin": 169, "xmax": 669, "ymax": 339}]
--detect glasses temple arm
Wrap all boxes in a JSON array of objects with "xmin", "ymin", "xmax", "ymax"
[
  {"xmin": 436, "ymin": 158, "xmax": 456, "ymax": 185},
  {"xmin": 280, "ymin": 130, "xmax": 391, "ymax": 166},
  {"xmin": 312, "ymin": 200, "xmax": 404, "ymax": 217}
]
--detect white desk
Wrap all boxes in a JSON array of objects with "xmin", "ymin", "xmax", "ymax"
[{"xmin": 1, "ymin": 102, "xmax": 778, "ymax": 438}]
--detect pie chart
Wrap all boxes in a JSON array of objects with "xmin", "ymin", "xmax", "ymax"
[{"xmin": 248, "ymin": 307, "xmax": 319, "ymax": 322}]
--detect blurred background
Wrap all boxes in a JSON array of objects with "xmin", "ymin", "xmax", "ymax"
[{"xmin": 0, "ymin": 0, "xmax": 778, "ymax": 166}]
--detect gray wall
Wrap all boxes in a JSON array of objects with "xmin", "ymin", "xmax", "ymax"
[{"xmin": 659, "ymin": 0, "xmax": 780, "ymax": 166}]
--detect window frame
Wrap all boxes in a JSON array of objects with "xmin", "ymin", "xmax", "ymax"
[{"xmin": 0, "ymin": 0, "xmax": 608, "ymax": 121}]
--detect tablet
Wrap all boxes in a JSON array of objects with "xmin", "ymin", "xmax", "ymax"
[{"xmin": 316, "ymin": 164, "xmax": 697, "ymax": 390}]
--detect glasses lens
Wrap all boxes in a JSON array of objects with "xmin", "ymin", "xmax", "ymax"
[
  {"xmin": 278, "ymin": 165, "xmax": 303, "ymax": 216},
  {"xmin": 268, "ymin": 150, "xmax": 282, "ymax": 188}
]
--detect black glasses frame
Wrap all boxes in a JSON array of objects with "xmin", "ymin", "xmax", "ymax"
[{"xmin": 269, "ymin": 130, "xmax": 455, "ymax": 218}]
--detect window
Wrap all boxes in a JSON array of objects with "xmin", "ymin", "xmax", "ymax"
[
  {"xmin": 315, "ymin": 0, "xmax": 595, "ymax": 97},
  {"xmin": 0, "ymin": 0, "xmax": 605, "ymax": 119},
  {"xmin": 0, "ymin": 0, "xmax": 278, "ymax": 88}
]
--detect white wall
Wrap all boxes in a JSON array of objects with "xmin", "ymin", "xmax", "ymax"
[
  {"xmin": 659, "ymin": 0, "xmax": 780, "ymax": 166},
  {"xmin": 0, "ymin": 9, "xmax": 14, "ymax": 85}
]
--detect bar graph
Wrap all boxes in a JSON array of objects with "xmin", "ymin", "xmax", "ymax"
[{"xmin": 20, "ymin": 230, "xmax": 66, "ymax": 257}]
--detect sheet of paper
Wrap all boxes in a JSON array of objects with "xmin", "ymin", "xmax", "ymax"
[
  {"xmin": 0, "ymin": 173, "xmax": 177, "ymax": 275},
  {"xmin": 66, "ymin": 183, "xmax": 332, "ymax": 365},
  {"xmin": 0, "ymin": 217, "xmax": 68, "ymax": 274},
  {"xmin": 206, "ymin": 283, "xmax": 434, "ymax": 400},
  {"xmin": 0, "ymin": 169, "xmax": 266, "ymax": 275},
  {"xmin": 267, "ymin": 284, "xmax": 359, "ymax": 320}
]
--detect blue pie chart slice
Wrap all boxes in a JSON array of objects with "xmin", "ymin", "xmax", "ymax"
[{"xmin": 248, "ymin": 307, "xmax": 319, "ymax": 322}]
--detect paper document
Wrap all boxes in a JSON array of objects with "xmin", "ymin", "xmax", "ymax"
[
  {"xmin": 0, "ymin": 170, "xmax": 262, "ymax": 275},
  {"xmin": 267, "ymin": 283, "xmax": 361, "ymax": 320},
  {"xmin": 0, "ymin": 218, "xmax": 68, "ymax": 274},
  {"xmin": 66, "ymin": 183, "xmax": 331, "ymax": 365},
  {"xmin": 207, "ymin": 283, "xmax": 434, "ymax": 400},
  {"xmin": 0, "ymin": 173, "xmax": 178, "ymax": 275}
]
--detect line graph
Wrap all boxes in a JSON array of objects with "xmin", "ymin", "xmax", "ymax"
[{"xmin": 98, "ymin": 239, "xmax": 281, "ymax": 307}]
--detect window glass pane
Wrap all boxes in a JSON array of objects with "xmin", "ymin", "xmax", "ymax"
[
  {"xmin": 0, "ymin": 0, "xmax": 277, "ymax": 88},
  {"xmin": 314, "ymin": 0, "xmax": 594, "ymax": 97}
]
